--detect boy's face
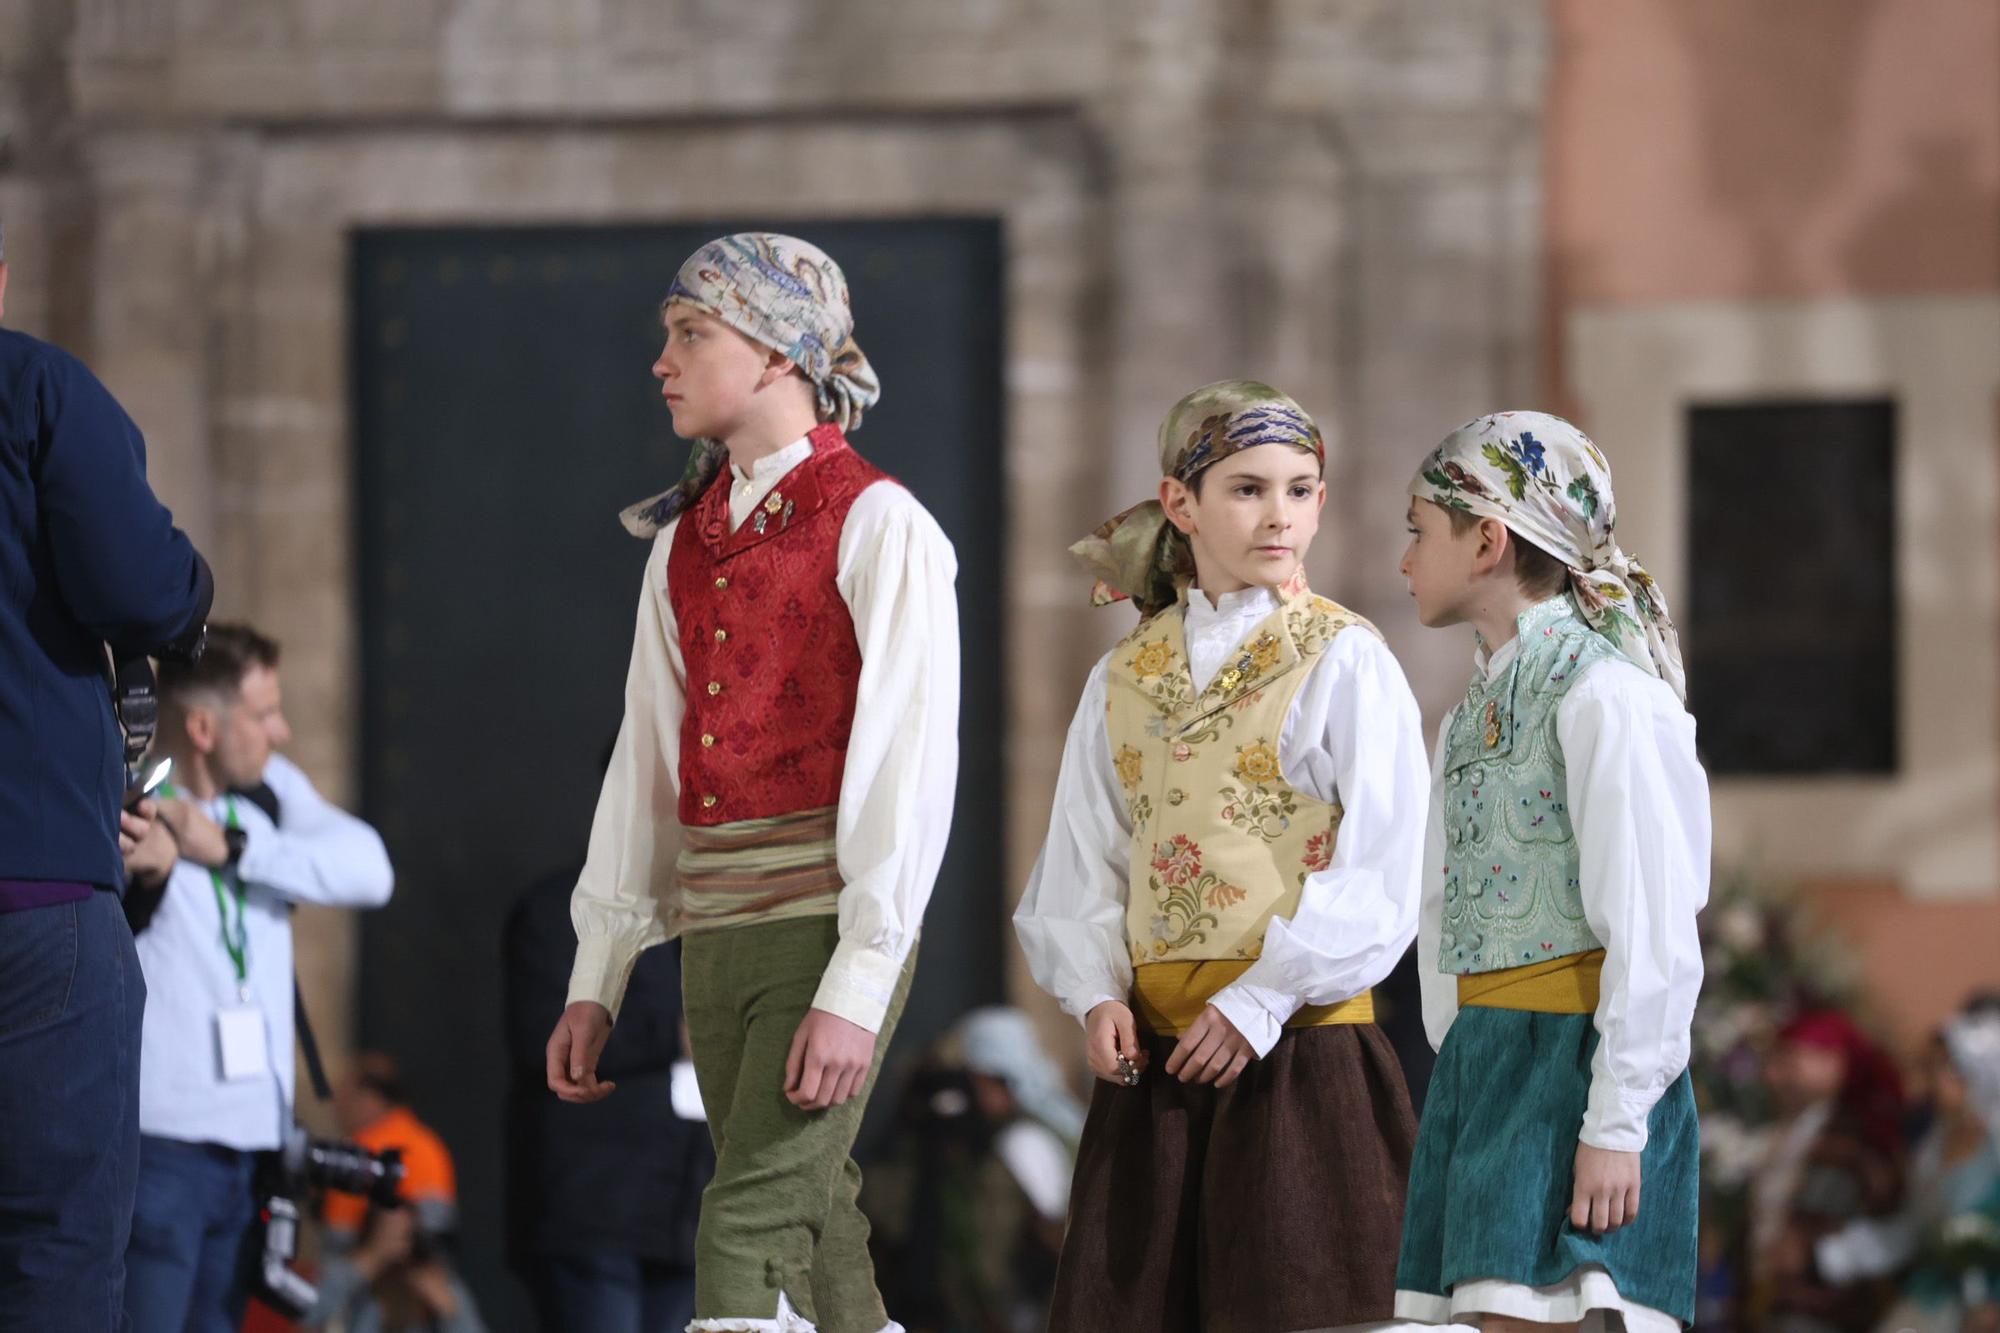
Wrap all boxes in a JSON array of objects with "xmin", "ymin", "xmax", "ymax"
[
  {"xmin": 1162, "ymin": 447, "xmax": 1324, "ymax": 596},
  {"xmin": 652, "ymin": 304, "xmax": 783, "ymax": 442},
  {"xmin": 1400, "ymin": 498, "xmax": 1484, "ymax": 627}
]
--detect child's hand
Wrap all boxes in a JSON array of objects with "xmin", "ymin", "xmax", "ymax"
[
  {"xmin": 1571, "ymin": 1142, "xmax": 1642, "ymax": 1233},
  {"xmin": 785, "ymin": 1008, "xmax": 879, "ymax": 1111},
  {"xmin": 547, "ymin": 1001, "xmax": 617, "ymax": 1103},
  {"xmin": 1084, "ymin": 1001, "xmax": 1147, "ymax": 1086},
  {"xmin": 1165, "ymin": 1005, "xmax": 1254, "ymax": 1087}
]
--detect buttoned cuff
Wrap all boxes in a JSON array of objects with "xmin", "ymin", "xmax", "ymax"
[
  {"xmin": 812, "ymin": 940, "xmax": 908, "ymax": 1034},
  {"xmin": 1580, "ymin": 1078, "xmax": 1656, "ymax": 1153},
  {"xmin": 567, "ymin": 936, "xmax": 642, "ymax": 1024}
]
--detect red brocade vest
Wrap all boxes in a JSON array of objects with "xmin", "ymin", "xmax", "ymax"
[{"xmin": 666, "ymin": 424, "xmax": 891, "ymax": 827}]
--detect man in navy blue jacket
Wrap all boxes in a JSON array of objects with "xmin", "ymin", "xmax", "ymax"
[{"xmin": 0, "ymin": 222, "xmax": 214, "ymax": 1333}]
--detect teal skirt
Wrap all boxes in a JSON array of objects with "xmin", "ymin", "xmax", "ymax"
[{"xmin": 1394, "ymin": 1006, "xmax": 1699, "ymax": 1325}]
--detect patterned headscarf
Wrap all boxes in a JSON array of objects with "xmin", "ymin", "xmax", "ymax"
[
  {"xmin": 1410, "ymin": 411, "xmax": 1687, "ymax": 703},
  {"xmin": 1071, "ymin": 379, "xmax": 1327, "ymax": 617},
  {"xmin": 620, "ymin": 233, "xmax": 882, "ymax": 538}
]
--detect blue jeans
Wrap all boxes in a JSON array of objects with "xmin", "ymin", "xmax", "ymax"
[
  {"xmin": 123, "ymin": 1136, "xmax": 260, "ymax": 1333},
  {"xmin": 531, "ymin": 1253, "xmax": 698, "ymax": 1333},
  {"xmin": 0, "ymin": 891, "xmax": 146, "ymax": 1333}
]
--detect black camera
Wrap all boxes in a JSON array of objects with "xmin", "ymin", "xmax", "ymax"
[
  {"xmin": 109, "ymin": 556, "xmax": 211, "ymax": 792},
  {"xmin": 252, "ymin": 1123, "xmax": 407, "ymax": 1317}
]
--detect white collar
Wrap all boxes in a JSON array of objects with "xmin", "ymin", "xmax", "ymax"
[
  {"xmin": 1474, "ymin": 634, "xmax": 1521, "ymax": 682},
  {"xmin": 1181, "ymin": 586, "xmax": 1281, "ymax": 695},
  {"xmin": 730, "ymin": 435, "xmax": 812, "ymax": 488},
  {"xmin": 1185, "ymin": 584, "xmax": 1278, "ymax": 623}
]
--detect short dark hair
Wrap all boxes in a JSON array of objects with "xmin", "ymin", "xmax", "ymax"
[
  {"xmin": 1445, "ymin": 509, "xmax": 1570, "ymax": 600},
  {"xmin": 158, "ymin": 623, "xmax": 280, "ymax": 705}
]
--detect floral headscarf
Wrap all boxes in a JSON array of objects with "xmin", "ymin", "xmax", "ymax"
[
  {"xmin": 1071, "ymin": 379, "xmax": 1326, "ymax": 617},
  {"xmin": 620, "ymin": 233, "xmax": 881, "ymax": 538},
  {"xmin": 1411, "ymin": 411, "xmax": 1687, "ymax": 703}
]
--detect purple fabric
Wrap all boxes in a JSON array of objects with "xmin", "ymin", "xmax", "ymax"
[{"xmin": 0, "ymin": 880, "xmax": 96, "ymax": 912}]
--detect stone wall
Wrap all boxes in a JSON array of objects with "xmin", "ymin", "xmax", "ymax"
[{"xmin": 0, "ymin": 0, "xmax": 1549, "ymax": 1077}]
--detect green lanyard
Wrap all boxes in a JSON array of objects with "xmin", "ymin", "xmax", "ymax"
[{"xmin": 162, "ymin": 785, "xmax": 249, "ymax": 988}]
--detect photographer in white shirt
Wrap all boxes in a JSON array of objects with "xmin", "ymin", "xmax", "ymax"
[{"xmin": 119, "ymin": 623, "xmax": 393, "ymax": 1333}]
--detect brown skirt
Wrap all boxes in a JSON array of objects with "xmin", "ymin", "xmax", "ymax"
[{"xmin": 1048, "ymin": 1022, "xmax": 1417, "ymax": 1333}]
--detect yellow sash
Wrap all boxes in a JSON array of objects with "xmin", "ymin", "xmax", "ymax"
[
  {"xmin": 1133, "ymin": 959, "xmax": 1374, "ymax": 1037},
  {"xmin": 1456, "ymin": 948, "xmax": 1604, "ymax": 1013}
]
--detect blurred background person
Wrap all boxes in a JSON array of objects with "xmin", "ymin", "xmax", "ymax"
[
  {"xmin": 862, "ymin": 1007, "xmax": 1080, "ymax": 1333},
  {"xmin": 1815, "ymin": 1002, "xmax": 2000, "ymax": 1333},
  {"xmin": 504, "ymin": 849, "xmax": 710, "ymax": 1333},
  {"xmin": 121, "ymin": 624, "xmax": 394, "ymax": 1332},
  {"xmin": 0, "ymin": 213, "xmax": 214, "ymax": 1331},
  {"xmin": 1749, "ymin": 1008, "xmax": 1909, "ymax": 1332},
  {"xmin": 307, "ymin": 1053, "xmax": 488, "ymax": 1333}
]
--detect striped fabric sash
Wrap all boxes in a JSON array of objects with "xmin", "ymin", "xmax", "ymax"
[{"xmin": 675, "ymin": 805, "xmax": 843, "ymax": 933}]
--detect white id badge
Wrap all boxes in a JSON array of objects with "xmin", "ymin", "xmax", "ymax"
[{"xmin": 215, "ymin": 1005, "xmax": 270, "ymax": 1083}]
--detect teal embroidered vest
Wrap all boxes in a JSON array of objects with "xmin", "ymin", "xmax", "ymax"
[{"xmin": 1439, "ymin": 597, "xmax": 1621, "ymax": 975}]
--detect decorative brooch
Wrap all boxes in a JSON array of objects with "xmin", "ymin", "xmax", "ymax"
[{"xmin": 752, "ymin": 490, "xmax": 793, "ymax": 535}]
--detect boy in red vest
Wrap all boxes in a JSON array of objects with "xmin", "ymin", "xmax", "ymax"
[{"xmin": 545, "ymin": 233, "xmax": 961, "ymax": 1333}]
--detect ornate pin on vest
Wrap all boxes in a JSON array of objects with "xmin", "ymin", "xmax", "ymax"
[
  {"xmin": 753, "ymin": 490, "xmax": 784, "ymax": 535},
  {"xmin": 1483, "ymin": 699, "xmax": 1501, "ymax": 749}
]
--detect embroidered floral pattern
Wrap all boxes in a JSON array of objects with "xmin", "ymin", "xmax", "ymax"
[
  {"xmin": 1145, "ymin": 835, "xmax": 1220, "ymax": 954},
  {"xmin": 1232, "ymin": 740, "xmax": 1281, "ymax": 785},
  {"xmin": 1150, "ymin": 834, "xmax": 1201, "ymax": 886},
  {"xmin": 1107, "ymin": 586, "xmax": 1383, "ymax": 963},
  {"xmin": 1113, "ymin": 744, "xmax": 1144, "ymax": 794},
  {"xmin": 1218, "ymin": 778, "xmax": 1298, "ymax": 843},
  {"xmin": 1131, "ymin": 640, "xmax": 1174, "ymax": 679},
  {"xmin": 1285, "ymin": 597, "xmax": 1355, "ymax": 658},
  {"xmin": 1206, "ymin": 881, "xmax": 1247, "ymax": 911}
]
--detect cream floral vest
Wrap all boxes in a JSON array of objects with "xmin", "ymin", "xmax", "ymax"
[{"xmin": 1105, "ymin": 580, "xmax": 1376, "ymax": 968}]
